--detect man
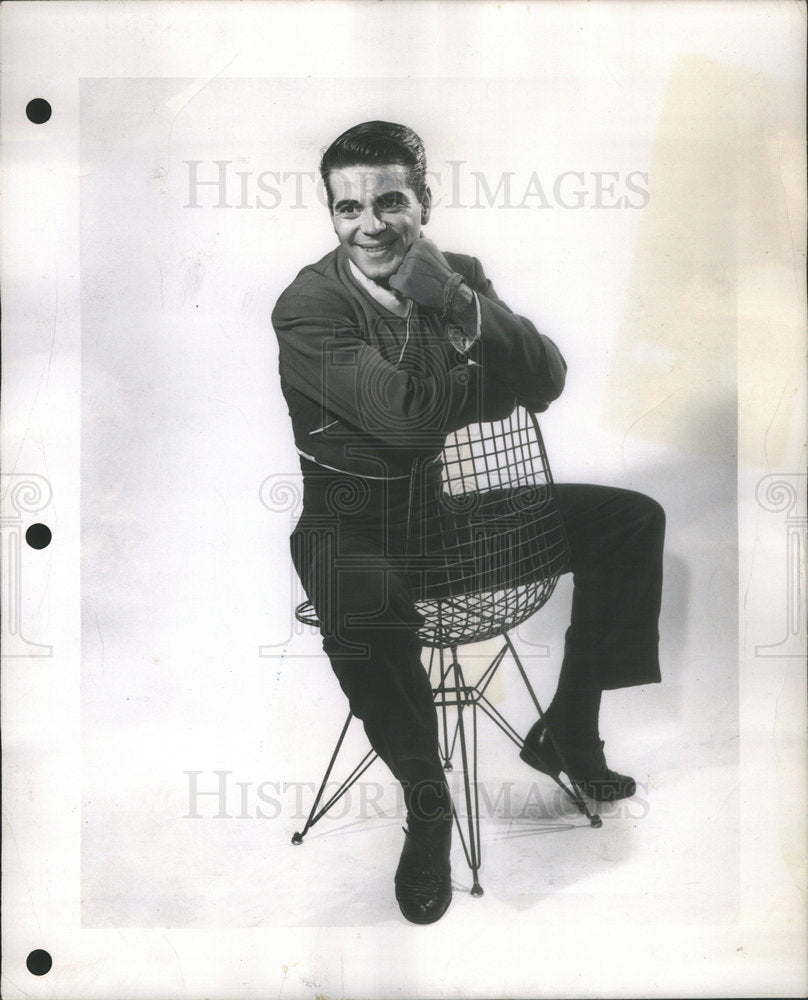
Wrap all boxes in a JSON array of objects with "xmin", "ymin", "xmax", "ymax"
[{"xmin": 272, "ymin": 121, "xmax": 665, "ymax": 924}]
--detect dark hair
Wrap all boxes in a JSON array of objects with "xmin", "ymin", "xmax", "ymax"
[{"xmin": 319, "ymin": 120, "xmax": 429, "ymax": 208}]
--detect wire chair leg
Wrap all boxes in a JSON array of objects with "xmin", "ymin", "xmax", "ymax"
[
  {"xmin": 436, "ymin": 646, "xmax": 456, "ymax": 771},
  {"xmin": 504, "ymin": 633, "xmax": 602, "ymax": 829},
  {"xmin": 291, "ymin": 711, "xmax": 378, "ymax": 844},
  {"xmin": 449, "ymin": 646, "xmax": 484, "ymax": 897}
]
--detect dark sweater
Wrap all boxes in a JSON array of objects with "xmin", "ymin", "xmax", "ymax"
[{"xmin": 272, "ymin": 245, "xmax": 566, "ymax": 479}]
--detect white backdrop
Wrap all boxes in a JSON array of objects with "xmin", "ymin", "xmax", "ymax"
[{"xmin": 1, "ymin": 3, "xmax": 805, "ymax": 998}]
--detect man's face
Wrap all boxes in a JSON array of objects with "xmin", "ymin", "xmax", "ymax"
[{"xmin": 328, "ymin": 164, "xmax": 429, "ymax": 284}]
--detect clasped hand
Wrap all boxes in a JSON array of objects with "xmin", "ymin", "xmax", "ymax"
[{"xmin": 388, "ymin": 237, "xmax": 456, "ymax": 311}]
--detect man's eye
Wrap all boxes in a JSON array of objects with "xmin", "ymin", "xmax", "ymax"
[
  {"xmin": 378, "ymin": 197, "xmax": 407, "ymax": 211},
  {"xmin": 337, "ymin": 204, "xmax": 360, "ymax": 217}
]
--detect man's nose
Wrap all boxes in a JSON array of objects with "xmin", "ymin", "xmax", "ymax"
[{"xmin": 359, "ymin": 206, "xmax": 385, "ymax": 235}]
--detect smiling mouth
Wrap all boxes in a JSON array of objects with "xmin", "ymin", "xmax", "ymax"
[{"xmin": 356, "ymin": 241, "xmax": 395, "ymax": 254}]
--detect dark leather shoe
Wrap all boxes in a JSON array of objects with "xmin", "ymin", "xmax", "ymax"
[
  {"xmin": 394, "ymin": 820, "xmax": 452, "ymax": 925},
  {"xmin": 520, "ymin": 718, "xmax": 636, "ymax": 802}
]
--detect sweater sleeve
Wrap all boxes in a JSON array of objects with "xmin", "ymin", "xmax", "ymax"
[
  {"xmin": 272, "ymin": 281, "xmax": 489, "ymax": 452},
  {"xmin": 458, "ymin": 256, "xmax": 567, "ymax": 412}
]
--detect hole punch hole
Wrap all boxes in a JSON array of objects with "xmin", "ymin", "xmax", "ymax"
[
  {"xmin": 26, "ymin": 98, "xmax": 52, "ymax": 124},
  {"xmin": 26, "ymin": 950, "xmax": 53, "ymax": 976},
  {"xmin": 25, "ymin": 523, "xmax": 52, "ymax": 549}
]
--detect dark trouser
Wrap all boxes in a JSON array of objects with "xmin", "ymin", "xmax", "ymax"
[{"xmin": 290, "ymin": 463, "xmax": 665, "ymax": 815}]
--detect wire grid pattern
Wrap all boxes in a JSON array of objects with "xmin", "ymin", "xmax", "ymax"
[
  {"xmin": 294, "ymin": 408, "xmax": 570, "ymax": 648},
  {"xmin": 412, "ymin": 407, "xmax": 570, "ymax": 647}
]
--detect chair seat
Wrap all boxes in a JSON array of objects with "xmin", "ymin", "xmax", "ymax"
[
  {"xmin": 415, "ymin": 577, "xmax": 559, "ymax": 646},
  {"xmin": 294, "ymin": 409, "xmax": 570, "ymax": 649},
  {"xmin": 295, "ymin": 570, "xmax": 559, "ymax": 649}
]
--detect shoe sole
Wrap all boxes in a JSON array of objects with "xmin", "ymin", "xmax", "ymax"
[
  {"xmin": 396, "ymin": 894, "xmax": 452, "ymax": 925},
  {"xmin": 520, "ymin": 745, "xmax": 636, "ymax": 802}
]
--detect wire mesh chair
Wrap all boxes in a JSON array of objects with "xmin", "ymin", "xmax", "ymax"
[{"xmin": 292, "ymin": 406, "xmax": 602, "ymax": 897}]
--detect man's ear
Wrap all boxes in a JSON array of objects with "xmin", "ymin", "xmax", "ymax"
[{"xmin": 420, "ymin": 187, "xmax": 432, "ymax": 226}]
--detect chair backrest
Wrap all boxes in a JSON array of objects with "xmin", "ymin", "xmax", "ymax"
[{"xmin": 413, "ymin": 406, "xmax": 570, "ymax": 648}]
